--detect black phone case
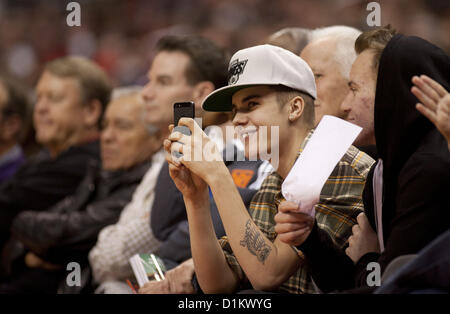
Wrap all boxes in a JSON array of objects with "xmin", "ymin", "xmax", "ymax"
[
  {"xmin": 173, "ymin": 102, "xmax": 195, "ymax": 157},
  {"xmin": 174, "ymin": 102, "xmax": 195, "ymax": 126}
]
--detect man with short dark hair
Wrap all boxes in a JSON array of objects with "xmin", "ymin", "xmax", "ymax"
[
  {"xmin": 0, "ymin": 56, "xmax": 112, "ymax": 272},
  {"xmin": 142, "ymin": 35, "xmax": 229, "ymax": 134},
  {"xmin": 165, "ymin": 44, "xmax": 374, "ymax": 293}
]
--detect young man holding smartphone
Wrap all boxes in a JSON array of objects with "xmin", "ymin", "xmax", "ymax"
[
  {"xmin": 91, "ymin": 35, "xmax": 269, "ymax": 294},
  {"xmin": 165, "ymin": 44, "xmax": 374, "ymax": 293},
  {"xmin": 90, "ymin": 35, "xmax": 229, "ymax": 292}
]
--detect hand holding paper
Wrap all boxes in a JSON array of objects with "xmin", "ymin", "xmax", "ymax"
[
  {"xmin": 274, "ymin": 200, "xmax": 315, "ymax": 247},
  {"xmin": 281, "ymin": 116, "xmax": 362, "ymax": 216}
]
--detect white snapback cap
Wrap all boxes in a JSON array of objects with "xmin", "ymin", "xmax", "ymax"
[{"xmin": 202, "ymin": 44, "xmax": 317, "ymax": 112}]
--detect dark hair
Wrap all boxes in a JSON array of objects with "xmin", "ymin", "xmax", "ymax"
[
  {"xmin": 0, "ymin": 76, "xmax": 31, "ymax": 140},
  {"xmin": 272, "ymin": 85, "xmax": 315, "ymax": 128},
  {"xmin": 155, "ymin": 35, "xmax": 229, "ymax": 89},
  {"xmin": 355, "ymin": 25, "xmax": 396, "ymax": 73},
  {"xmin": 44, "ymin": 56, "xmax": 112, "ymax": 125}
]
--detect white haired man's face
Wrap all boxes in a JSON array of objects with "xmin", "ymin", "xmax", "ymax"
[{"xmin": 301, "ymin": 38, "xmax": 349, "ymax": 125}]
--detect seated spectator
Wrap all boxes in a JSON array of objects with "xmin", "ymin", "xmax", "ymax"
[
  {"xmin": 0, "ymin": 77, "xmax": 30, "ymax": 184},
  {"xmin": 164, "ymin": 44, "xmax": 374, "ymax": 294},
  {"xmin": 89, "ymin": 35, "xmax": 270, "ymax": 294},
  {"xmin": 138, "ymin": 118, "xmax": 272, "ymax": 294},
  {"xmin": 0, "ymin": 56, "xmax": 111, "ymax": 264},
  {"xmin": 301, "ymin": 26, "xmax": 378, "ymax": 160},
  {"xmin": 0, "ymin": 88, "xmax": 161, "ymax": 293},
  {"xmin": 277, "ymin": 26, "xmax": 450, "ymax": 293},
  {"xmin": 412, "ymin": 75, "xmax": 450, "ymax": 150},
  {"xmin": 89, "ymin": 35, "xmax": 230, "ymax": 293},
  {"xmin": 301, "ymin": 26, "xmax": 361, "ymax": 123}
]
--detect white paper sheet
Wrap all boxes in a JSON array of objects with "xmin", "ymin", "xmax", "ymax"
[{"xmin": 281, "ymin": 115, "xmax": 362, "ymax": 216}]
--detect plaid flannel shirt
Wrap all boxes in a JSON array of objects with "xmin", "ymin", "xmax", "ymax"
[{"xmin": 219, "ymin": 130, "xmax": 375, "ymax": 294}]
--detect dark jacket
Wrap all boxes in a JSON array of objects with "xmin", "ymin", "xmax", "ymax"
[
  {"xmin": 10, "ymin": 159, "xmax": 151, "ymax": 267},
  {"xmin": 151, "ymin": 145, "xmax": 263, "ymax": 270},
  {"xmin": 297, "ymin": 34, "xmax": 450, "ymax": 293},
  {"xmin": 0, "ymin": 141, "xmax": 100, "ymax": 249}
]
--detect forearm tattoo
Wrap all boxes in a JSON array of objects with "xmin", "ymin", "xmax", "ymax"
[{"xmin": 240, "ymin": 219, "xmax": 272, "ymax": 264}]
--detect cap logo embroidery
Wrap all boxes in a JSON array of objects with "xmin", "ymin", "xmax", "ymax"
[{"xmin": 228, "ymin": 59, "xmax": 248, "ymax": 85}]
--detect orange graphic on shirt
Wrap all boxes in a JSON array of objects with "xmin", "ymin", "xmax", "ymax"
[{"xmin": 231, "ymin": 169, "xmax": 254, "ymax": 188}]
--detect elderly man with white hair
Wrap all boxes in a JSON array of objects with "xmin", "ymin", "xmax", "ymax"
[{"xmin": 301, "ymin": 25, "xmax": 361, "ymax": 125}]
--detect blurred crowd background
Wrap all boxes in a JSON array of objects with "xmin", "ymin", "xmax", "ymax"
[{"xmin": 0, "ymin": 0, "xmax": 449, "ymax": 90}]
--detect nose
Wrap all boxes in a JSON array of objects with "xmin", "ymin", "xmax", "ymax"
[
  {"xmin": 101, "ymin": 125, "xmax": 115, "ymax": 144},
  {"xmin": 340, "ymin": 92, "xmax": 353, "ymax": 114},
  {"xmin": 232, "ymin": 111, "xmax": 249, "ymax": 127},
  {"xmin": 141, "ymin": 81, "xmax": 155, "ymax": 102},
  {"xmin": 34, "ymin": 97, "xmax": 49, "ymax": 115}
]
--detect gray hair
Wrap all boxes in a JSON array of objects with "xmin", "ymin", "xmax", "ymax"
[{"xmin": 309, "ymin": 25, "xmax": 361, "ymax": 79}]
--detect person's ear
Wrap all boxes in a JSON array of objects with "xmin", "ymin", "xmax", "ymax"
[
  {"xmin": 83, "ymin": 99, "xmax": 103, "ymax": 129},
  {"xmin": 192, "ymin": 81, "xmax": 215, "ymax": 110},
  {"xmin": 287, "ymin": 96, "xmax": 304, "ymax": 122}
]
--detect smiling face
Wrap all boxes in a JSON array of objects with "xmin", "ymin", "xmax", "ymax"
[
  {"xmin": 101, "ymin": 93, "xmax": 158, "ymax": 171},
  {"xmin": 301, "ymin": 38, "xmax": 350, "ymax": 124},
  {"xmin": 340, "ymin": 49, "xmax": 377, "ymax": 146},
  {"xmin": 231, "ymin": 86, "xmax": 289, "ymax": 161},
  {"xmin": 141, "ymin": 51, "xmax": 196, "ymax": 131}
]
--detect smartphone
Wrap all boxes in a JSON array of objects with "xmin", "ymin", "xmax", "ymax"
[
  {"xmin": 173, "ymin": 102, "xmax": 195, "ymax": 157},
  {"xmin": 174, "ymin": 101, "xmax": 195, "ymax": 128}
]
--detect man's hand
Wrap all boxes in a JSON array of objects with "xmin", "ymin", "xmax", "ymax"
[
  {"xmin": 274, "ymin": 200, "xmax": 315, "ymax": 247},
  {"xmin": 345, "ymin": 213, "xmax": 380, "ymax": 263},
  {"xmin": 138, "ymin": 278, "xmax": 170, "ymax": 294},
  {"xmin": 166, "ymin": 118, "xmax": 227, "ymax": 185},
  {"xmin": 164, "ymin": 258, "xmax": 195, "ymax": 294},
  {"xmin": 412, "ymin": 75, "xmax": 450, "ymax": 149},
  {"xmin": 139, "ymin": 259, "xmax": 195, "ymax": 294},
  {"xmin": 164, "ymin": 124, "xmax": 208, "ymax": 199}
]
